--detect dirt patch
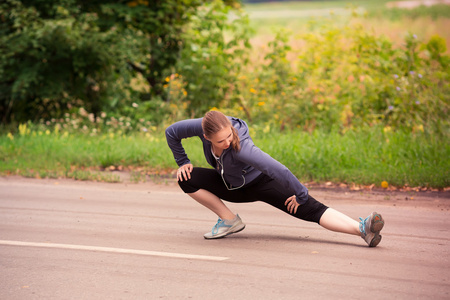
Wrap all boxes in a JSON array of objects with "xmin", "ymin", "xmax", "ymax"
[{"xmin": 308, "ymin": 186, "xmax": 450, "ymax": 211}]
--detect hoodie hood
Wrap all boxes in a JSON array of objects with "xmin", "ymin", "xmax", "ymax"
[{"xmin": 229, "ymin": 117, "xmax": 250, "ymax": 141}]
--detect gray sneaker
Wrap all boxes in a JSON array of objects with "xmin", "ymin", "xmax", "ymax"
[
  {"xmin": 359, "ymin": 212, "xmax": 384, "ymax": 247},
  {"xmin": 204, "ymin": 214, "xmax": 246, "ymax": 239}
]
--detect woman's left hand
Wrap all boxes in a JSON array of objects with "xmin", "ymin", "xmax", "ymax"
[{"xmin": 285, "ymin": 195, "xmax": 300, "ymax": 214}]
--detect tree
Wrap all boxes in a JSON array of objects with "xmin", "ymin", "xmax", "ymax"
[
  {"xmin": 178, "ymin": 0, "xmax": 252, "ymax": 115},
  {"xmin": 79, "ymin": 0, "xmax": 210, "ymax": 99},
  {"xmin": 0, "ymin": 0, "xmax": 130, "ymax": 123},
  {"xmin": 0, "ymin": 0, "xmax": 243, "ymax": 124}
]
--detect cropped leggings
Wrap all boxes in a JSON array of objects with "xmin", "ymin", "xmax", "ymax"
[{"xmin": 178, "ymin": 167, "xmax": 328, "ymax": 224}]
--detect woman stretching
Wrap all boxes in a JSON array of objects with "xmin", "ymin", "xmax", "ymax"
[{"xmin": 165, "ymin": 110, "xmax": 384, "ymax": 247}]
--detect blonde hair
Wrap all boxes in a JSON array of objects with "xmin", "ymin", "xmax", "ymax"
[{"xmin": 202, "ymin": 110, "xmax": 241, "ymax": 152}]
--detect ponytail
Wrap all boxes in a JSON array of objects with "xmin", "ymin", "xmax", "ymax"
[{"xmin": 230, "ymin": 126, "xmax": 241, "ymax": 152}]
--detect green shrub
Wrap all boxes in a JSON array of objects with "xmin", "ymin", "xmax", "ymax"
[
  {"xmin": 219, "ymin": 18, "xmax": 449, "ymax": 133},
  {"xmin": 0, "ymin": 0, "xmax": 134, "ymax": 123},
  {"xmin": 176, "ymin": 0, "xmax": 253, "ymax": 116}
]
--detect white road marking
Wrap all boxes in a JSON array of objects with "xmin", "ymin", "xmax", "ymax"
[{"xmin": 0, "ymin": 240, "xmax": 229, "ymax": 261}]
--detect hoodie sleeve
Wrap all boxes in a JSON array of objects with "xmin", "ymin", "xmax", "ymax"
[
  {"xmin": 165, "ymin": 118, "xmax": 203, "ymax": 167},
  {"xmin": 235, "ymin": 139, "xmax": 309, "ymax": 204}
]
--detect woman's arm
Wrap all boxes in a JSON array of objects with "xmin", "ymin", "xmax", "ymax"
[{"xmin": 165, "ymin": 118, "xmax": 203, "ymax": 167}]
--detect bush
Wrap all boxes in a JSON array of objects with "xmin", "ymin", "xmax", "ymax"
[
  {"xmin": 175, "ymin": 0, "xmax": 253, "ymax": 116},
  {"xmin": 1, "ymin": 2, "xmax": 448, "ymax": 135},
  {"xmin": 217, "ymin": 18, "xmax": 449, "ymax": 133},
  {"xmin": 0, "ymin": 0, "xmax": 133, "ymax": 123}
]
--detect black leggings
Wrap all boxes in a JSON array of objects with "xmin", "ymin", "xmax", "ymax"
[{"xmin": 178, "ymin": 167, "xmax": 328, "ymax": 224}]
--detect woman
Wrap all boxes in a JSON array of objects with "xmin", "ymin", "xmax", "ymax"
[{"xmin": 165, "ymin": 110, "xmax": 384, "ymax": 247}]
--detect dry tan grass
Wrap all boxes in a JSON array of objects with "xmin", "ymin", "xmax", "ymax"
[{"xmin": 248, "ymin": 16, "xmax": 450, "ymax": 56}]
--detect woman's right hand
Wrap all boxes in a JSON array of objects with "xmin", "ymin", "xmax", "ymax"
[{"xmin": 177, "ymin": 163, "xmax": 193, "ymax": 181}]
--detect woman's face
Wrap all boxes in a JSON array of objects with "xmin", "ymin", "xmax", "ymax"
[{"xmin": 206, "ymin": 126, "xmax": 233, "ymax": 151}]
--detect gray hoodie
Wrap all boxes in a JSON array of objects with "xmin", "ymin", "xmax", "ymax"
[{"xmin": 165, "ymin": 117, "xmax": 309, "ymax": 204}]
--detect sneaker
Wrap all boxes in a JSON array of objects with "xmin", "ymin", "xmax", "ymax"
[
  {"xmin": 204, "ymin": 214, "xmax": 246, "ymax": 239},
  {"xmin": 359, "ymin": 212, "xmax": 384, "ymax": 247}
]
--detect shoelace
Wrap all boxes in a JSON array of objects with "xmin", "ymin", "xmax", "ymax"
[
  {"xmin": 359, "ymin": 216, "xmax": 368, "ymax": 235},
  {"xmin": 212, "ymin": 218, "xmax": 225, "ymax": 234},
  {"xmin": 211, "ymin": 218, "xmax": 233, "ymax": 235}
]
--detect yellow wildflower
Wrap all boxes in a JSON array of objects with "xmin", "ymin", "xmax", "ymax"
[
  {"xmin": 18, "ymin": 123, "xmax": 29, "ymax": 136},
  {"xmin": 381, "ymin": 181, "xmax": 389, "ymax": 189},
  {"xmin": 7, "ymin": 132, "xmax": 14, "ymax": 140},
  {"xmin": 257, "ymin": 101, "xmax": 265, "ymax": 106},
  {"xmin": 250, "ymin": 88, "xmax": 257, "ymax": 94},
  {"xmin": 414, "ymin": 124, "xmax": 424, "ymax": 132}
]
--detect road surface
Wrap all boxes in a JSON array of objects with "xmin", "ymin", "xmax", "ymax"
[{"xmin": 1, "ymin": 177, "xmax": 449, "ymax": 299}]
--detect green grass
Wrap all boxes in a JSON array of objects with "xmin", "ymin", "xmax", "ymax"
[
  {"xmin": 0, "ymin": 131, "xmax": 173, "ymax": 182},
  {"xmin": 368, "ymin": 4, "xmax": 450, "ymax": 20},
  {"xmin": 1, "ymin": 127, "xmax": 448, "ymax": 188},
  {"xmin": 258, "ymin": 129, "xmax": 449, "ymax": 188}
]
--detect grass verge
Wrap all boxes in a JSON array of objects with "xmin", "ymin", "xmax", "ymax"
[{"xmin": 0, "ymin": 127, "xmax": 448, "ymax": 188}]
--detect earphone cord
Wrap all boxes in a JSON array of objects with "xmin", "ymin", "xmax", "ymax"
[{"xmin": 217, "ymin": 157, "xmax": 245, "ymax": 191}]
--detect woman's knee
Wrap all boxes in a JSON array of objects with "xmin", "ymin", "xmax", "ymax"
[
  {"xmin": 177, "ymin": 167, "xmax": 217, "ymax": 193},
  {"xmin": 177, "ymin": 179, "xmax": 199, "ymax": 194},
  {"xmin": 294, "ymin": 195, "xmax": 329, "ymax": 223}
]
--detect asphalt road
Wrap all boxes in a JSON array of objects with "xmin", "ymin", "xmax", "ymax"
[{"xmin": 1, "ymin": 177, "xmax": 449, "ymax": 299}]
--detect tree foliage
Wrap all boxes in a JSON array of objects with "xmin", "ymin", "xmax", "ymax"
[
  {"xmin": 178, "ymin": 0, "xmax": 252, "ymax": 115},
  {"xmin": 0, "ymin": 0, "xmax": 131, "ymax": 123},
  {"xmin": 0, "ymin": 0, "xmax": 242, "ymax": 123},
  {"xmin": 1, "ymin": 1, "xmax": 447, "ymax": 134},
  {"xmin": 92, "ymin": 0, "xmax": 208, "ymax": 98}
]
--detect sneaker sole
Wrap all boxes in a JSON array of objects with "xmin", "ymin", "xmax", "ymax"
[
  {"xmin": 204, "ymin": 223, "xmax": 246, "ymax": 240},
  {"xmin": 369, "ymin": 234, "xmax": 382, "ymax": 247},
  {"xmin": 370, "ymin": 212, "xmax": 384, "ymax": 233},
  {"xmin": 368, "ymin": 212, "xmax": 384, "ymax": 247}
]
